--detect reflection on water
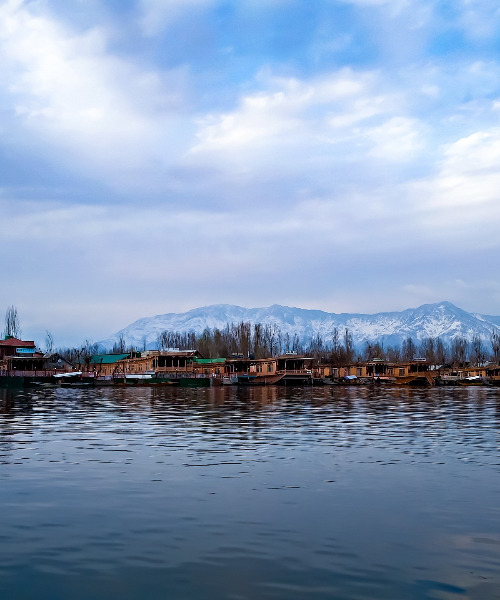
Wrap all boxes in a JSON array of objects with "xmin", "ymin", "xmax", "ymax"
[{"xmin": 1, "ymin": 385, "xmax": 500, "ymax": 599}]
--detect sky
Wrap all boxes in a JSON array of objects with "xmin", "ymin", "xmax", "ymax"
[{"xmin": 1, "ymin": 0, "xmax": 500, "ymax": 347}]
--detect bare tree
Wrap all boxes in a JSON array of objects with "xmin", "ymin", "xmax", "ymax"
[
  {"xmin": 156, "ymin": 331, "xmax": 168, "ymax": 351},
  {"xmin": 362, "ymin": 341, "xmax": 373, "ymax": 361},
  {"xmin": 330, "ymin": 327, "xmax": 342, "ymax": 365},
  {"xmin": 112, "ymin": 333, "xmax": 127, "ymax": 354},
  {"xmin": 471, "ymin": 335, "xmax": 485, "ymax": 366},
  {"xmin": 308, "ymin": 332, "xmax": 324, "ymax": 358},
  {"xmin": 198, "ymin": 328, "xmax": 213, "ymax": 358},
  {"xmin": 187, "ymin": 332, "xmax": 197, "ymax": 350},
  {"xmin": 85, "ymin": 339, "xmax": 100, "ymax": 356},
  {"xmin": 264, "ymin": 323, "xmax": 281, "ymax": 357},
  {"xmin": 291, "ymin": 333, "xmax": 301, "ymax": 353},
  {"xmin": 491, "ymin": 331, "xmax": 500, "ymax": 362},
  {"xmin": 363, "ymin": 340, "xmax": 386, "ymax": 361},
  {"xmin": 252, "ymin": 323, "xmax": 266, "ymax": 358},
  {"xmin": 386, "ymin": 345, "xmax": 401, "ymax": 362},
  {"xmin": 420, "ymin": 338, "xmax": 436, "ymax": 363},
  {"xmin": 435, "ymin": 338, "xmax": 447, "ymax": 364},
  {"xmin": 344, "ymin": 328, "xmax": 354, "ymax": 363},
  {"xmin": 237, "ymin": 321, "xmax": 252, "ymax": 357},
  {"xmin": 402, "ymin": 337, "xmax": 416, "ymax": 361},
  {"xmin": 451, "ymin": 337, "xmax": 468, "ymax": 365},
  {"xmin": 370, "ymin": 341, "xmax": 385, "ymax": 360},
  {"xmin": 45, "ymin": 331, "xmax": 54, "ymax": 354},
  {"xmin": 332, "ymin": 327, "xmax": 340, "ymax": 353},
  {"xmin": 4, "ymin": 305, "xmax": 20, "ymax": 339},
  {"xmin": 81, "ymin": 339, "xmax": 100, "ymax": 368}
]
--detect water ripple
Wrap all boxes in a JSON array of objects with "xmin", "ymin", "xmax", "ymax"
[{"xmin": 1, "ymin": 385, "xmax": 500, "ymax": 599}]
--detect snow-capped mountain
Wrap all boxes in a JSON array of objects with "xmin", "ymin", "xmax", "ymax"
[{"xmin": 98, "ymin": 301, "xmax": 500, "ymax": 351}]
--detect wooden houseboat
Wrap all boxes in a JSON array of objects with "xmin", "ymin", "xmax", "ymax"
[{"xmin": 276, "ymin": 354, "xmax": 314, "ymax": 385}]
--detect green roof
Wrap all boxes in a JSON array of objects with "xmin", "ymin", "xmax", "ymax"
[
  {"xmin": 90, "ymin": 353, "xmax": 129, "ymax": 364},
  {"xmin": 193, "ymin": 358, "xmax": 226, "ymax": 364}
]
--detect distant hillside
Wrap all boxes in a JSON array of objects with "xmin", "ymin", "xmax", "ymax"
[{"xmin": 99, "ymin": 301, "xmax": 500, "ymax": 351}]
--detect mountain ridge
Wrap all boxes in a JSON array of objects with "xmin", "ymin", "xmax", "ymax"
[{"xmin": 98, "ymin": 301, "xmax": 500, "ymax": 351}]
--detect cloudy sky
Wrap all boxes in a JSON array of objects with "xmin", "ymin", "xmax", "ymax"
[{"xmin": 1, "ymin": 0, "xmax": 500, "ymax": 346}]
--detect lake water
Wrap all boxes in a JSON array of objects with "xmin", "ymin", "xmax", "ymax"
[{"xmin": 1, "ymin": 385, "xmax": 500, "ymax": 599}]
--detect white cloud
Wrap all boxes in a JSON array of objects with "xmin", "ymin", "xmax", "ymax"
[
  {"xmin": 365, "ymin": 116, "xmax": 424, "ymax": 161},
  {"xmin": 412, "ymin": 128, "xmax": 500, "ymax": 220},
  {"xmin": 442, "ymin": 129, "xmax": 500, "ymax": 175},
  {"xmin": 0, "ymin": 1, "xmax": 192, "ymax": 189},
  {"xmin": 188, "ymin": 69, "xmax": 417, "ymax": 171}
]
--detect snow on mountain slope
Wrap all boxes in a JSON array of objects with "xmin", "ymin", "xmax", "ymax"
[
  {"xmin": 475, "ymin": 313, "xmax": 500, "ymax": 328},
  {"xmin": 98, "ymin": 301, "xmax": 500, "ymax": 351}
]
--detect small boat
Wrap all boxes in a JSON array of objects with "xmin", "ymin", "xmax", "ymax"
[
  {"xmin": 53, "ymin": 372, "xmax": 94, "ymax": 386},
  {"xmin": 459, "ymin": 376, "xmax": 486, "ymax": 386},
  {"xmin": 237, "ymin": 373, "xmax": 285, "ymax": 386},
  {"xmin": 53, "ymin": 371, "xmax": 83, "ymax": 380}
]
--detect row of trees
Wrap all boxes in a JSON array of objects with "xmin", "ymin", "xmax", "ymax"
[
  {"xmin": 156, "ymin": 322, "xmax": 301, "ymax": 360},
  {"xmin": 152, "ymin": 323, "xmax": 500, "ymax": 367},
  {"xmin": 5, "ymin": 304, "xmax": 500, "ymax": 367},
  {"xmin": 47, "ymin": 324, "xmax": 500, "ymax": 368}
]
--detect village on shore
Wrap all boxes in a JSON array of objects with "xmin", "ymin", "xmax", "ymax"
[{"xmin": 1, "ymin": 333, "xmax": 500, "ymax": 388}]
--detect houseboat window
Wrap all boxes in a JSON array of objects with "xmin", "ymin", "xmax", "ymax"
[{"xmin": 399, "ymin": 368, "xmax": 405, "ymax": 376}]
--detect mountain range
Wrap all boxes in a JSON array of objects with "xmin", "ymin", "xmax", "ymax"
[{"xmin": 99, "ymin": 301, "xmax": 500, "ymax": 351}]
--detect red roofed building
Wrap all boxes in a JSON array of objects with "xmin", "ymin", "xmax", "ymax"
[{"xmin": 0, "ymin": 336, "xmax": 37, "ymax": 360}]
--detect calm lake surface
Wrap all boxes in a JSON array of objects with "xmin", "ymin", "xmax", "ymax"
[{"xmin": 1, "ymin": 385, "xmax": 500, "ymax": 600}]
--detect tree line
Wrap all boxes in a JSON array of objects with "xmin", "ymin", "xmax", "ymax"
[
  {"xmin": 116, "ymin": 322, "xmax": 500, "ymax": 367},
  {"xmin": 4, "ymin": 306, "xmax": 500, "ymax": 367}
]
